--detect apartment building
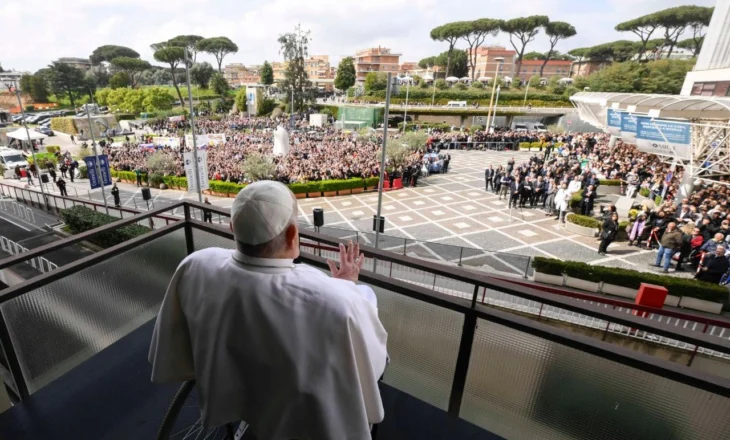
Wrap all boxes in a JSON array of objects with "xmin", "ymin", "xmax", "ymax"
[
  {"xmin": 55, "ymin": 57, "xmax": 92, "ymax": 71},
  {"xmin": 467, "ymin": 46, "xmax": 516, "ymax": 80},
  {"xmin": 223, "ymin": 63, "xmax": 261, "ymax": 87},
  {"xmin": 518, "ymin": 59, "xmax": 572, "ymax": 80},
  {"xmin": 354, "ymin": 47, "xmax": 401, "ymax": 83}
]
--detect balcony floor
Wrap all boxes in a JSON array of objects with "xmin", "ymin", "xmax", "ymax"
[{"xmin": 0, "ymin": 320, "xmax": 502, "ymax": 440}]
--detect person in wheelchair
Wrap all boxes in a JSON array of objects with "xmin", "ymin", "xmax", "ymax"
[{"xmin": 149, "ymin": 181, "xmax": 388, "ymax": 440}]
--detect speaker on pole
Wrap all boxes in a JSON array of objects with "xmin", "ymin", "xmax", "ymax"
[
  {"xmin": 40, "ymin": 174, "xmax": 49, "ymax": 184},
  {"xmin": 141, "ymin": 187, "xmax": 151, "ymax": 201},
  {"xmin": 313, "ymin": 208, "xmax": 324, "ymax": 227},
  {"xmin": 372, "ymin": 215, "xmax": 385, "ymax": 233}
]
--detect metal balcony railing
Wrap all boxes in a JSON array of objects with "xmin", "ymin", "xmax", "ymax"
[{"xmin": 0, "ymin": 201, "xmax": 726, "ymax": 439}]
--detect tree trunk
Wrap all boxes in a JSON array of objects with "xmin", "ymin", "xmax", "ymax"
[
  {"xmin": 445, "ymin": 47, "xmax": 453, "ymax": 78},
  {"xmin": 666, "ymin": 42, "xmax": 676, "ymax": 58},
  {"xmin": 67, "ymin": 86, "xmax": 75, "ymax": 108},
  {"xmin": 171, "ymin": 73, "xmax": 185, "ymax": 107}
]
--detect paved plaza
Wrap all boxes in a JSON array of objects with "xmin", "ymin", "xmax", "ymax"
[{"xmin": 0, "ymin": 148, "xmax": 670, "ymax": 278}]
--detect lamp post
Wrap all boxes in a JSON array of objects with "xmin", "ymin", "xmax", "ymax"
[
  {"xmin": 522, "ymin": 79, "xmax": 530, "ymax": 107},
  {"xmin": 431, "ymin": 66, "xmax": 437, "ymax": 108},
  {"xmin": 492, "ymin": 85, "xmax": 501, "ymax": 131},
  {"xmin": 403, "ymin": 76, "xmax": 410, "ymax": 131},
  {"xmin": 374, "ymin": 72, "xmax": 393, "ymax": 258},
  {"xmin": 485, "ymin": 57, "xmax": 504, "ymax": 134},
  {"xmin": 183, "ymin": 48, "xmax": 203, "ymax": 204},
  {"xmin": 83, "ymin": 95, "xmax": 110, "ymax": 215},
  {"xmin": 5, "ymin": 80, "xmax": 49, "ymax": 210}
]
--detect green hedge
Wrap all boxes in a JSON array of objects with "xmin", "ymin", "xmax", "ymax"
[
  {"xmin": 116, "ymin": 113, "xmax": 136, "ymax": 121},
  {"xmin": 602, "ymin": 179, "xmax": 622, "ymax": 186},
  {"xmin": 45, "ymin": 146, "xmax": 61, "ymax": 154},
  {"xmin": 60, "ymin": 205, "xmax": 150, "ymax": 248},
  {"xmin": 50, "ymin": 117, "xmax": 78, "ymax": 135},
  {"xmin": 639, "ymin": 187, "xmax": 650, "ymax": 197},
  {"xmin": 567, "ymin": 213, "xmax": 600, "ymax": 228},
  {"xmin": 532, "ymin": 257, "xmax": 730, "ymax": 305},
  {"xmin": 569, "ymin": 192, "xmax": 583, "ymax": 208},
  {"xmin": 112, "ymin": 168, "xmax": 378, "ymax": 196}
]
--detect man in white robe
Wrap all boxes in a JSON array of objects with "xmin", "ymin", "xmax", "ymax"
[{"xmin": 149, "ymin": 180, "xmax": 388, "ymax": 440}]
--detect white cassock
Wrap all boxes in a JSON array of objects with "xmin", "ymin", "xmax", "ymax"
[
  {"xmin": 273, "ymin": 126, "xmax": 290, "ymax": 156},
  {"xmin": 567, "ymin": 180, "xmax": 582, "ymax": 195},
  {"xmin": 149, "ymin": 248, "xmax": 388, "ymax": 440}
]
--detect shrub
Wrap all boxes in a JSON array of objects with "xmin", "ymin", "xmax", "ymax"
[
  {"xmin": 45, "ymin": 146, "xmax": 61, "ymax": 154},
  {"xmin": 27, "ymin": 152, "xmax": 59, "ymax": 166},
  {"xmin": 566, "ymin": 213, "xmax": 601, "ymax": 229},
  {"xmin": 617, "ymin": 220, "xmax": 630, "ymax": 231},
  {"xmin": 209, "ymin": 180, "xmax": 245, "ymax": 195},
  {"xmin": 470, "ymin": 81, "xmax": 485, "ymax": 89},
  {"xmin": 364, "ymin": 176, "xmax": 380, "ymax": 188},
  {"xmin": 569, "ymin": 192, "xmax": 583, "ymax": 208},
  {"xmin": 601, "ymin": 179, "xmax": 622, "ymax": 186},
  {"xmin": 241, "ymin": 153, "xmax": 275, "ymax": 181},
  {"xmin": 628, "ymin": 209, "xmax": 639, "ymax": 220},
  {"xmin": 532, "ymin": 257, "xmax": 729, "ymax": 305},
  {"xmin": 639, "ymin": 187, "xmax": 651, "ymax": 197},
  {"xmin": 519, "ymin": 142, "xmax": 531, "ymax": 149},
  {"xmin": 454, "ymin": 83, "xmax": 468, "ymax": 91},
  {"xmin": 60, "ymin": 206, "xmax": 150, "ymax": 248},
  {"xmin": 434, "ymin": 79, "xmax": 448, "ymax": 90},
  {"xmin": 50, "ymin": 117, "xmax": 78, "ymax": 135},
  {"xmin": 116, "ymin": 113, "xmax": 136, "ymax": 121},
  {"xmin": 289, "ymin": 182, "xmax": 311, "ymax": 195},
  {"xmin": 530, "ymin": 141, "xmax": 543, "ymax": 149}
]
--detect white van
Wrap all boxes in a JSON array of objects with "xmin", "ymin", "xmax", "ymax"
[
  {"xmin": 512, "ymin": 123, "xmax": 528, "ymax": 132},
  {"xmin": 0, "ymin": 148, "xmax": 28, "ymax": 177},
  {"xmin": 444, "ymin": 101, "xmax": 467, "ymax": 108}
]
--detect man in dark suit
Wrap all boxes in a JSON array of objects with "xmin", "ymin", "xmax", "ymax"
[
  {"xmin": 580, "ymin": 185, "xmax": 597, "ymax": 216},
  {"xmin": 484, "ymin": 166, "xmax": 494, "ymax": 191},
  {"xmin": 696, "ymin": 246, "xmax": 729, "ymax": 284}
]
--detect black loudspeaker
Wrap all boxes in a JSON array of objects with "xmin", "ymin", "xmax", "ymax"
[
  {"xmin": 313, "ymin": 208, "xmax": 324, "ymax": 227},
  {"xmin": 372, "ymin": 215, "xmax": 385, "ymax": 233},
  {"xmin": 141, "ymin": 187, "xmax": 151, "ymax": 201},
  {"xmin": 40, "ymin": 174, "xmax": 49, "ymax": 183}
]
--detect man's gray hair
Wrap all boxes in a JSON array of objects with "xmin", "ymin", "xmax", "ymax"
[{"xmin": 238, "ymin": 195, "xmax": 298, "ymax": 258}]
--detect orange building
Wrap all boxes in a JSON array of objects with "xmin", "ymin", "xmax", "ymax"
[
  {"xmin": 399, "ymin": 62, "xmax": 419, "ymax": 75},
  {"xmin": 570, "ymin": 59, "xmax": 610, "ymax": 77},
  {"xmin": 354, "ymin": 47, "xmax": 401, "ymax": 83},
  {"xmin": 223, "ymin": 63, "xmax": 261, "ymax": 87},
  {"xmin": 468, "ymin": 46, "xmax": 516, "ymax": 80},
  {"xmin": 517, "ymin": 59, "xmax": 572, "ymax": 80}
]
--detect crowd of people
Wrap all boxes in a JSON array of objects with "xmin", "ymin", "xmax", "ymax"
[{"xmin": 481, "ymin": 130, "xmax": 730, "ymax": 285}]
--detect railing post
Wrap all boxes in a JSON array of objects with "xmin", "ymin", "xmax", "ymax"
[
  {"xmin": 184, "ymin": 204, "xmax": 194, "ymax": 255},
  {"xmin": 402, "ymin": 238, "xmax": 407, "ymax": 255},
  {"xmin": 0, "ymin": 310, "xmax": 29, "ymax": 400},
  {"xmin": 448, "ymin": 312, "xmax": 477, "ymax": 416},
  {"xmin": 523, "ymin": 256, "xmax": 531, "ymax": 279},
  {"xmin": 470, "ymin": 284, "xmax": 479, "ymax": 309}
]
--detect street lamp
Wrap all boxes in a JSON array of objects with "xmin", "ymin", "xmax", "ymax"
[
  {"xmin": 485, "ymin": 57, "xmax": 504, "ymax": 134},
  {"xmin": 84, "ymin": 88, "xmax": 109, "ymax": 215},
  {"xmin": 402, "ymin": 75, "xmax": 411, "ymax": 131},
  {"xmin": 3, "ymin": 79, "xmax": 49, "ymax": 210}
]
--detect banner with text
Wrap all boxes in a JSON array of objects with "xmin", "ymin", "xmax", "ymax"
[
  {"xmin": 183, "ymin": 150, "xmax": 209, "ymax": 192},
  {"xmin": 152, "ymin": 136, "xmax": 180, "ymax": 148},
  {"xmin": 185, "ymin": 133, "xmax": 226, "ymax": 147},
  {"xmin": 606, "ymin": 109, "xmax": 621, "ymax": 136},
  {"xmin": 635, "ymin": 116, "xmax": 691, "ymax": 160},
  {"xmin": 619, "ymin": 112, "xmax": 637, "ymax": 143}
]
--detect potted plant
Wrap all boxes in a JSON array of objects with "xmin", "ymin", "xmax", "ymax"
[
  {"xmin": 563, "ymin": 261, "xmax": 602, "ymax": 293},
  {"xmin": 289, "ymin": 183, "xmax": 308, "ymax": 199},
  {"xmin": 531, "ymin": 257, "xmax": 565, "ymax": 286},
  {"xmin": 566, "ymin": 214, "xmax": 600, "ymax": 237},
  {"xmin": 320, "ymin": 181, "xmax": 338, "ymax": 198},
  {"xmin": 306, "ymin": 181, "xmax": 321, "ymax": 199},
  {"xmin": 351, "ymin": 178, "xmax": 365, "ymax": 194}
]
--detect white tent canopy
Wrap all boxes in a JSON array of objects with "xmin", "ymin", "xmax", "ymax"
[
  {"xmin": 422, "ymin": 74, "xmax": 434, "ymax": 81},
  {"xmin": 459, "ymin": 77, "xmax": 471, "ymax": 82},
  {"xmin": 5, "ymin": 128, "xmax": 47, "ymax": 141},
  {"xmin": 445, "ymin": 76, "xmax": 459, "ymax": 82},
  {"xmin": 477, "ymin": 76, "xmax": 491, "ymax": 82}
]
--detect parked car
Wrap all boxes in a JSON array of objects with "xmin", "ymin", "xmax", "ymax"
[
  {"xmin": 35, "ymin": 126, "xmax": 54, "ymax": 136},
  {"xmin": 11, "ymin": 114, "xmax": 25, "ymax": 123}
]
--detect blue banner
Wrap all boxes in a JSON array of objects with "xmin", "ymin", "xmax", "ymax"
[
  {"xmin": 606, "ymin": 109, "xmax": 621, "ymax": 128},
  {"xmin": 635, "ymin": 117, "xmax": 691, "ymax": 159},
  {"xmin": 83, "ymin": 154, "xmax": 112, "ymax": 190},
  {"xmin": 620, "ymin": 113, "xmax": 637, "ymax": 134}
]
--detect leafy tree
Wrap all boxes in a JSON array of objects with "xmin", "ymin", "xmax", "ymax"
[
  {"xmin": 95, "ymin": 88, "xmax": 111, "ymax": 106},
  {"xmin": 190, "ymin": 62, "xmax": 214, "ymax": 89},
  {"xmin": 234, "ymin": 88, "xmax": 248, "ymax": 113},
  {"xmin": 461, "ymin": 19, "xmax": 502, "ymax": 79},
  {"xmin": 210, "ymin": 72, "xmax": 230, "ymax": 96},
  {"xmin": 142, "ymin": 87, "xmax": 175, "ymax": 112},
  {"xmin": 334, "ymin": 57, "xmax": 356, "ymax": 91},
  {"xmin": 147, "ymin": 151, "xmax": 177, "ymax": 186},
  {"xmin": 364, "ymin": 72, "xmax": 388, "ymax": 93},
  {"xmin": 435, "ymin": 50, "xmax": 468, "ymax": 78},
  {"xmin": 109, "ymin": 72, "xmax": 131, "ymax": 89},
  {"xmin": 679, "ymin": 6, "xmax": 713, "ymax": 57},
  {"xmin": 260, "ymin": 61, "xmax": 274, "ymax": 86},
  {"xmin": 654, "ymin": 6, "xmax": 713, "ymax": 58},
  {"xmin": 90, "ymin": 45, "xmax": 140, "ymax": 65},
  {"xmin": 47, "ymin": 61, "xmax": 87, "ymax": 108},
  {"xmin": 584, "ymin": 59, "xmax": 694, "ymax": 94},
  {"xmin": 86, "ymin": 65, "xmax": 110, "ymax": 88},
  {"xmin": 278, "ymin": 24, "xmax": 311, "ymax": 113},
  {"xmin": 470, "ymin": 80, "xmax": 484, "ymax": 89},
  {"xmin": 197, "ymin": 37, "xmax": 238, "ymax": 72},
  {"xmin": 418, "ymin": 56, "xmax": 437, "ymax": 69},
  {"xmin": 110, "ymin": 57, "xmax": 151, "ymax": 88},
  {"xmin": 241, "ymin": 153, "xmax": 275, "ymax": 181},
  {"xmin": 430, "ymin": 22, "xmax": 468, "ymax": 77},
  {"xmin": 19, "ymin": 74, "xmax": 33, "ymax": 94},
  {"xmin": 167, "ymin": 35, "xmax": 204, "ymax": 63},
  {"xmin": 528, "ymin": 74, "xmax": 542, "ymax": 88},
  {"xmin": 522, "ymin": 51, "xmax": 545, "ymax": 60},
  {"xmin": 137, "ymin": 69, "xmax": 156, "ymax": 86},
  {"xmin": 152, "ymin": 69, "xmax": 172, "ymax": 85},
  {"xmin": 677, "ymin": 37, "xmax": 703, "ymax": 56},
  {"xmin": 615, "ymin": 13, "xmax": 661, "ymax": 60},
  {"xmin": 29, "ymin": 75, "xmax": 49, "ymax": 102},
  {"xmin": 152, "ymin": 43, "xmax": 186, "ymax": 105},
  {"xmin": 540, "ymin": 21, "xmax": 576, "ymax": 77},
  {"xmin": 434, "ymin": 79, "xmax": 448, "ymax": 90},
  {"xmin": 500, "ymin": 15, "xmax": 550, "ymax": 79}
]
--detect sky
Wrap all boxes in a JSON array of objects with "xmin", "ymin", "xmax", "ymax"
[{"xmin": 1, "ymin": 0, "xmax": 717, "ymax": 73}]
